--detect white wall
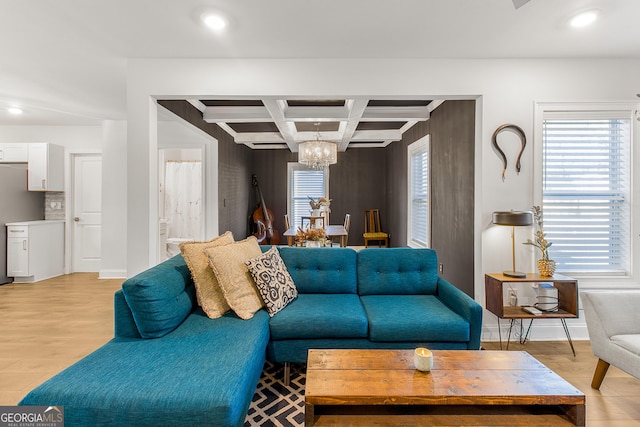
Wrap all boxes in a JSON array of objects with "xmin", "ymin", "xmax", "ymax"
[{"xmin": 101, "ymin": 120, "xmax": 127, "ymax": 279}]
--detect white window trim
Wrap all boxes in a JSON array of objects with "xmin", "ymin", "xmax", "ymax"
[
  {"xmin": 287, "ymin": 162, "xmax": 330, "ymax": 226},
  {"xmin": 533, "ymin": 102, "xmax": 640, "ymax": 288},
  {"xmin": 407, "ymin": 134, "xmax": 430, "ymax": 248}
]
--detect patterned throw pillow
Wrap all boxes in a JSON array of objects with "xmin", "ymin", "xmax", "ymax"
[
  {"xmin": 245, "ymin": 246, "xmax": 298, "ymax": 317},
  {"xmin": 179, "ymin": 231, "xmax": 234, "ymax": 318}
]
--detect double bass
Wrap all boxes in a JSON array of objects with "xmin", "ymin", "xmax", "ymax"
[{"xmin": 251, "ymin": 174, "xmax": 281, "ymax": 245}]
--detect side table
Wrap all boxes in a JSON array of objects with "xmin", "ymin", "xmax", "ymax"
[{"xmin": 485, "ymin": 273, "xmax": 579, "ymax": 356}]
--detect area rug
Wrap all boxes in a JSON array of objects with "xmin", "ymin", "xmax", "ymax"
[{"xmin": 244, "ymin": 361, "xmax": 306, "ymax": 427}]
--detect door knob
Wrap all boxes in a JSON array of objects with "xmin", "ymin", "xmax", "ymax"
[{"xmin": 74, "ymin": 217, "xmax": 80, "ymax": 222}]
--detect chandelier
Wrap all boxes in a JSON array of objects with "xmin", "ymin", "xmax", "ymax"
[{"xmin": 298, "ymin": 123, "xmax": 338, "ymax": 169}]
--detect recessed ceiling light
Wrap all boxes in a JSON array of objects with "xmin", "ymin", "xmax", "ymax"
[
  {"xmin": 7, "ymin": 107, "xmax": 23, "ymax": 115},
  {"xmin": 202, "ymin": 13, "xmax": 227, "ymax": 31},
  {"xmin": 569, "ymin": 10, "xmax": 599, "ymax": 28}
]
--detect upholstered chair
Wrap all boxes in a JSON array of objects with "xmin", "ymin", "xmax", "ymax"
[{"xmin": 581, "ymin": 290, "xmax": 640, "ymax": 389}]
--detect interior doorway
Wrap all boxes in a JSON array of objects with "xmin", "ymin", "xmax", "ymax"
[
  {"xmin": 72, "ymin": 154, "xmax": 102, "ymax": 272},
  {"xmin": 158, "ymin": 148, "xmax": 204, "ymax": 261}
]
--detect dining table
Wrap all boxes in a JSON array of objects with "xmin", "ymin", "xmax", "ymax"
[{"xmin": 283, "ymin": 225, "xmax": 348, "ymax": 247}]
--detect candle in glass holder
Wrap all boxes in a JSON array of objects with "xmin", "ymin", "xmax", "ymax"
[{"xmin": 414, "ymin": 347, "xmax": 433, "ymax": 372}]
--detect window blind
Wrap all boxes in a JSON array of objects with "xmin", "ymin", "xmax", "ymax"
[
  {"xmin": 542, "ymin": 113, "xmax": 631, "ymax": 274},
  {"xmin": 290, "ymin": 168, "xmax": 326, "ymax": 228},
  {"xmin": 408, "ymin": 136, "xmax": 430, "ymax": 247}
]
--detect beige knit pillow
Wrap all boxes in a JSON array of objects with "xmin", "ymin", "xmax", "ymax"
[
  {"xmin": 205, "ymin": 236, "xmax": 264, "ymax": 320},
  {"xmin": 180, "ymin": 231, "xmax": 234, "ymax": 318}
]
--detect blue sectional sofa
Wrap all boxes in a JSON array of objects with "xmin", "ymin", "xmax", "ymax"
[{"xmin": 20, "ymin": 247, "xmax": 482, "ymax": 427}]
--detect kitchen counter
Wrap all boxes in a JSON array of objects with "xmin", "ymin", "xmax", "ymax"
[{"xmin": 6, "ymin": 220, "xmax": 66, "ymax": 226}]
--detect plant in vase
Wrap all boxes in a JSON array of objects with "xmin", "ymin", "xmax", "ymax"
[
  {"xmin": 523, "ymin": 205, "xmax": 556, "ymax": 276},
  {"xmin": 296, "ymin": 227, "xmax": 327, "ymax": 247},
  {"xmin": 307, "ymin": 196, "xmax": 332, "ymax": 214}
]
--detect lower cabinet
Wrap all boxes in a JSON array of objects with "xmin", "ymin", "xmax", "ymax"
[{"xmin": 6, "ymin": 221, "xmax": 65, "ymax": 283}]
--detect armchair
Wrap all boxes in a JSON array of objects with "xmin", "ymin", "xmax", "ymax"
[{"xmin": 581, "ymin": 290, "xmax": 640, "ymax": 389}]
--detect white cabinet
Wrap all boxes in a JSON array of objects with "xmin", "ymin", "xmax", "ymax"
[
  {"xmin": 0, "ymin": 143, "xmax": 29, "ymax": 162},
  {"xmin": 6, "ymin": 221, "xmax": 65, "ymax": 282},
  {"xmin": 28, "ymin": 143, "xmax": 64, "ymax": 191},
  {"xmin": 7, "ymin": 229, "xmax": 29, "ymax": 277}
]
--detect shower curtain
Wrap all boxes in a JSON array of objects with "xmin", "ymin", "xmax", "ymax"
[{"xmin": 164, "ymin": 161, "xmax": 202, "ymax": 239}]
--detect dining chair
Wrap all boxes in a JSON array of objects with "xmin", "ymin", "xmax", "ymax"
[
  {"xmin": 329, "ymin": 213, "xmax": 351, "ymax": 247},
  {"xmin": 301, "ymin": 215, "xmax": 325, "ymax": 229},
  {"xmin": 363, "ymin": 209, "xmax": 389, "ymax": 247},
  {"xmin": 341, "ymin": 213, "xmax": 351, "ymax": 247}
]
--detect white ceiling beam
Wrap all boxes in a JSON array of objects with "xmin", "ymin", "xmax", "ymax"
[
  {"xmin": 216, "ymin": 123, "xmax": 238, "ymax": 141},
  {"xmin": 261, "ymin": 99, "xmax": 298, "ymax": 151},
  {"xmin": 360, "ymin": 106, "xmax": 430, "ymax": 121},
  {"xmin": 350, "ymin": 129, "xmax": 403, "ymax": 141},
  {"xmin": 187, "ymin": 99, "xmax": 206, "ymax": 113},
  {"xmin": 244, "ymin": 143, "xmax": 289, "ymax": 150},
  {"xmin": 202, "ymin": 106, "xmax": 272, "ymax": 123},
  {"xmin": 234, "ymin": 132, "xmax": 285, "ymax": 143},
  {"xmin": 339, "ymin": 99, "xmax": 369, "ymax": 151}
]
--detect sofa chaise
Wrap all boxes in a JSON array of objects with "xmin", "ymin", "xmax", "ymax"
[{"xmin": 20, "ymin": 245, "xmax": 482, "ymax": 426}]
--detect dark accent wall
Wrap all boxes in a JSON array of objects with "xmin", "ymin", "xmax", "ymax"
[
  {"xmin": 250, "ymin": 149, "xmax": 295, "ymax": 240},
  {"xmin": 430, "ymin": 101, "xmax": 475, "ymax": 295},
  {"xmin": 250, "ymin": 147, "xmax": 388, "ymax": 246},
  {"xmin": 387, "ymin": 100, "xmax": 476, "ymax": 296}
]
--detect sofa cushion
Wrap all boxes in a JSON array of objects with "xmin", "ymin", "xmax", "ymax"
[
  {"xmin": 20, "ymin": 309, "xmax": 271, "ymax": 427},
  {"xmin": 121, "ymin": 254, "xmax": 196, "ymax": 339},
  {"xmin": 361, "ymin": 295, "xmax": 470, "ymax": 342},
  {"xmin": 245, "ymin": 246, "xmax": 298, "ymax": 317},
  {"xmin": 357, "ymin": 248, "xmax": 439, "ymax": 295},
  {"xmin": 269, "ymin": 294, "xmax": 368, "ymax": 340},
  {"xmin": 205, "ymin": 236, "xmax": 264, "ymax": 320},
  {"xmin": 179, "ymin": 231, "xmax": 234, "ymax": 319},
  {"xmin": 277, "ymin": 246, "xmax": 357, "ymax": 294}
]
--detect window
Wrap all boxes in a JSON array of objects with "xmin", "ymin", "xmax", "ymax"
[
  {"xmin": 407, "ymin": 135, "xmax": 430, "ymax": 248},
  {"xmin": 541, "ymin": 108, "xmax": 634, "ymax": 275},
  {"xmin": 287, "ymin": 163, "xmax": 329, "ymax": 229}
]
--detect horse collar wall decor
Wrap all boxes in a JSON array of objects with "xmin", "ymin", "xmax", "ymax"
[{"xmin": 492, "ymin": 124, "xmax": 527, "ymax": 181}]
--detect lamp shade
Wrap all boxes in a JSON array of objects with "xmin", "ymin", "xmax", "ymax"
[
  {"xmin": 298, "ymin": 140, "xmax": 337, "ymax": 169},
  {"xmin": 492, "ymin": 211, "xmax": 533, "ymax": 226}
]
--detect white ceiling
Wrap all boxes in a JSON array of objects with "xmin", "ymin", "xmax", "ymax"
[{"xmin": 1, "ymin": 0, "xmax": 639, "ymax": 133}]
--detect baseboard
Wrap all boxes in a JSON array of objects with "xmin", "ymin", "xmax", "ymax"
[
  {"xmin": 482, "ymin": 318, "xmax": 590, "ymax": 342},
  {"xmin": 99, "ymin": 269, "xmax": 126, "ymax": 279}
]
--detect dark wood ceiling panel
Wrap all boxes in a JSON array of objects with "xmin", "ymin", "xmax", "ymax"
[
  {"xmin": 368, "ymin": 100, "xmax": 432, "ymax": 107},
  {"xmin": 287, "ymin": 100, "xmax": 345, "ymax": 107},
  {"xmin": 200, "ymin": 100, "xmax": 264, "ymax": 107},
  {"xmin": 295, "ymin": 122, "xmax": 340, "ymax": 132},
  {"xmin": 356, "ymin": 121, "xmax": 406, "ymax": 131}
]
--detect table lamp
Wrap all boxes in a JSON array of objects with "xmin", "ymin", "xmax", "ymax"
[{"xmin": 492, "ymin": 210, "xmax": 533, "ymax": 278}]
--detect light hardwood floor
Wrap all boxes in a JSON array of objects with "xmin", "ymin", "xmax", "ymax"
[{"xmin": 1, "ymin": 273, "xmax": 639, "ymax": 426}]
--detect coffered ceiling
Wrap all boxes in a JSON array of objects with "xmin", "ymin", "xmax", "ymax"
[{"xmin": 184, "ymin": 98, "xmax": 440, "ymax": 151}]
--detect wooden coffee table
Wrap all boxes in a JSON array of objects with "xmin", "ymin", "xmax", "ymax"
[{"xmin": 305, "ymin": 349, "xmax": 585, "ymax": 426}]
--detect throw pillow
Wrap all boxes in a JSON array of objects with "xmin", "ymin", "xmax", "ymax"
[
  {"xmin": 204, "ymin": 236, "xmax": 264, "ymax": 320},
  {"xmin": 180, "ymin": 231, "xmax": 234, "ymax": 318},
  {"xmin": 245, "ymin": 246, "xmax": 298, "ymax": 317}
]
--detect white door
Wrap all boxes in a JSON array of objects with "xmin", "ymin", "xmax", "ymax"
[{"xmin": 73, "ymin": 155, "xmax": 102, "ymax": 272}]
